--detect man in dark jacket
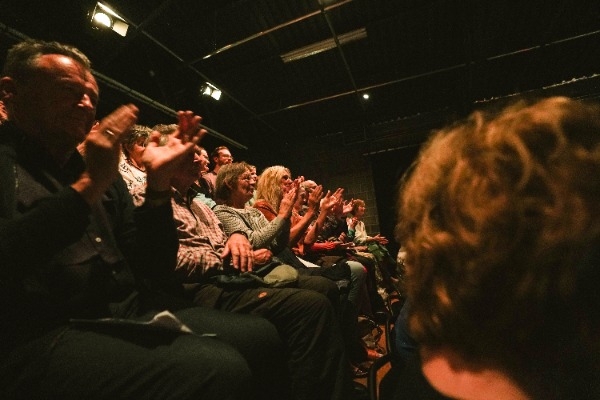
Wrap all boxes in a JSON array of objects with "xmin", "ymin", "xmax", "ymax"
[{"xmin": 0, "ymin": 39, "xmax": 286, "ymax": 400}]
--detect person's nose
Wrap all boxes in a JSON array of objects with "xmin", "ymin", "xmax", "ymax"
[{"xmin": 79, "ymin": 94, "xmax": 95, "ymax": 110}]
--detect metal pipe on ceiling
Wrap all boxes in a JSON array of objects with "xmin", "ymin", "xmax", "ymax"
[
  {"xmin": 0, "ymin": 22, "xmax": 247, "ymax": 150},
  {"xmin": 259, "ymin": 28, "xmax": 600, "ymax": 117},
  {"xmin": 94, "ymin": 71, "xmax": 248, "ymax": 149},
  {"xmin": 193, "ymin": 0, "xmax": 353, "ymax": 63}
]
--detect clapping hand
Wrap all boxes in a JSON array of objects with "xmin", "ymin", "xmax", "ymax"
[
  {"xmin": 74, "ymin": 104, "xmax": 139, "ymax": 204},
  {"xmin": 342, "ymin": 198, "xmax": 354, "ymax": 215},
  {"xmin": 306, "ymin": 184, "xmax": 324, "ymax": 213},
  {"xmin": 279, "ymin": 186, "xmax": 298, "ymax": 218},
  {"xmin": 371, "ymin": 234, "xmax": 389, "ymax": 245},
  {"xmin": 142, "ymin": 111, "xmax": 206, "ymax": 191},
  {"xmin": 348, "ymin": 217, "xmax": 358, "ymax": 229}
]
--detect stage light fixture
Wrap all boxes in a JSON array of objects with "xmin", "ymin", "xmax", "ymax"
[
  {"xmin": 200, "ymin": 83, "xmax": 222, "ymax": 101},
  {"xmin": 90, "ymin": 2, "xmax": 129, "ymax": 37}
]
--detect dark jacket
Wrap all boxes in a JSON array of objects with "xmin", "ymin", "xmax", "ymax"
[{"xmin": 0, "ymin": 122, "xmax": 180, "ymax": 355}]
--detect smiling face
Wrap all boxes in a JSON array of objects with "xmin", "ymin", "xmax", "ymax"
[
  {"xmin": 233, "ymin": 168, "xmax": 257, "ymax": 203},
  {"xmin": 3, "ymin": 54, "xmax": 99, "ymax": 149},
  {"xmin": 195, "ymin": 146, "xmax": 210, "ymax": 175},
  {"xmin": 279, "ymin": 170, "xmax": 293, "ymax": 193}
]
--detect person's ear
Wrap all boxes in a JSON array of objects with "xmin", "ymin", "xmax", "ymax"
[{"xmin": 0, "ymin": 77, "xmax": 17, "ymax": 101}]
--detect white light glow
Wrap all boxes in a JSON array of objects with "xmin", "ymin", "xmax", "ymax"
[{"xmin": 93, "ymin": 12, "xmax": 112, "ymax": 27}]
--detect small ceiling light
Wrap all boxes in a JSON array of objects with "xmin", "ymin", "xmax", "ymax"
[
  {"xmin": 90, "ymin": 2, "xmax": 129, "ymax": 37},
  {"xmin": 362, "ymin": 93, "xmax": 370, "ymax": 100},
  {"xmin": 200, "ymin": 82, "xmax": 222, "ymax": 101}
]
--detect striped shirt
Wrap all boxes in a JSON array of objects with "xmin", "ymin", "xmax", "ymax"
[{"xmin": 171, "ymin": 191, "xmax": 228, "ymax": 282}]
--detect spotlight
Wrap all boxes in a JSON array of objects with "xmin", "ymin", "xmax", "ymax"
[
  {"xmin": 362, "ymin": 93, "xmax": 370, "ymax": 100},
  {"xmin": 200, "ymin": 83, "xmax": 222, "ymax": 101},
  {"xmin": 90, "ymin": 2, "xmax": 129, "ymax": 37}
]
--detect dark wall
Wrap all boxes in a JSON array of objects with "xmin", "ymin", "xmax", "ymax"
[{"xmin": 368, "ymin": 145, "xmax": 422, "ymax": 257}]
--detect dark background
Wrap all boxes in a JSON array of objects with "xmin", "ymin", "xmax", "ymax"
[{"xmin": 2, "ymin": 0, "xmax": 599, "ymax": 247}]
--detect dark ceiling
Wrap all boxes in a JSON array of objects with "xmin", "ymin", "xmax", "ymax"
[{"xmin": 1, "ymin": 0, "xmax": 600, "ymax": 161}]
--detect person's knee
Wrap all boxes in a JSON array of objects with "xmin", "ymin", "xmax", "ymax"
[
  {"xmin": 168, "ymin": 336, "xmax": 252, "ymax": 399},
  {"xmin": 298, "ymin": 275, "xmax": 338, "ymax": 298},
  {"xmin": 348, "ymin": 261, "xmax": 367, "ymax": 283}
]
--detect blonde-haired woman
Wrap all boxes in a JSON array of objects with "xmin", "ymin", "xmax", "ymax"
[
  {"xmin": 254, "ymin": 166, "xmax": 368, "ymax": 313},
  {"xmin": 254, "ymin": 165, "xmax": 293, "ymax": 216}
]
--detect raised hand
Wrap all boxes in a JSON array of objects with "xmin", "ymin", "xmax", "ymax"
[
  {"xmin": 342, "ymin": 198, "xmax": 354, "ymax": 215},
  {"xmin": 74, "ymin": 104, "xmax": 139, "ymax": 204},
  {"xmin": 306, "ymin": 184, "xmax": 324, "ymax": 213},
  {"xmin": 347, "ymin": 216, "xmax": 358, "ymax": 229},
  {"xmin": 142, "ymin": 111, "xmax": 206, "ymax": 191},
  {"xmin": 319, "ymin": 190, "xmax": 337, "ymax": 215},
  {"xmin": 278, "ymin": 186, "xmax": 298, "ymax": 218}
]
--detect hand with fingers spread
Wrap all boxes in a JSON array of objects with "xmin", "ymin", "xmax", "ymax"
[
  {"xmin": 73, "ymin": 104, "xmax": 139, "ymax": 205},
  {"xmin": 142, "ymin": 111, "xmax": 206, "ymax": 191},
  {"xmin": 306, "ymin": 184, "xmax": 324, "ymax": 214},
  {"xmin": 371, "ymin": 233, "xmax": 389, "ymax": 245},
  {"xmin": 319, "ymin": 190, "xmax": 338, "ymax": 215},
  {"xmin": 342, "ymin": 198, "xmax": 354, "ymax": 215},
  {"xmin": 293, "ymin": 176, "xmax": 305, "ymax": 189}
]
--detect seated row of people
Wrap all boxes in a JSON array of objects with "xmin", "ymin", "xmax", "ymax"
[
  {"xmin": 3, "ymin": 38, "xmax": 598, "ymax": 400},
  {"xmin": 113, "ymin": 117, "xmax": 390, "ymax": 376},
  {"xmin": 0, "ymin": 39, "xmax": 354, "ymax": 400}
]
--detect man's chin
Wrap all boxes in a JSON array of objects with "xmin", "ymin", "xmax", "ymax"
[{"xmin": 66, "ymin": 124, "xmax": 92, "ymax": 143}]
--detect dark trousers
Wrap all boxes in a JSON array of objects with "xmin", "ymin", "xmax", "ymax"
[
  {"xmin": 1, "ymin": 307, "xmax": 285, "ymax": 400},
  {"xmin": 193, "ymin": 275, "xmax": 355, "ymax": 400}
]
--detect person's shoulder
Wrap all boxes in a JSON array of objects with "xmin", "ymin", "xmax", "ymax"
[
  {"xmin": 253, "ymin": 199, "xmax": 274, "ymax": 211},
  {"xmin": 0, "ymin": 122, "xmax": 22, "ymax": 148},
  {"xmin": 213, "ymin": 204, "xmax": 237, "ymax": 214}
]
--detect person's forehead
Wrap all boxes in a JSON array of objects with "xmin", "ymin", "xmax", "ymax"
[
  {"xmin": 219, "ymin": 149, "xmax": 231, "ymax": 156},
  {"xmin": 37, "ymin": 54, "xmax": 98, "ymax": 91}
]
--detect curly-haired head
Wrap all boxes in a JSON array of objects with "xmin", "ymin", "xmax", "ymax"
[
  {"xmin": 396, "ymin": 96, "xmax": 600, "ymax": 399},
  {"xmin": 121, "ymin": 125, "xmax": 152, "ymax": 158}
]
